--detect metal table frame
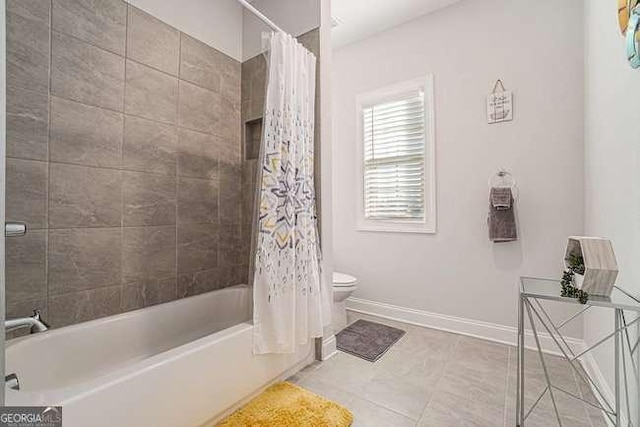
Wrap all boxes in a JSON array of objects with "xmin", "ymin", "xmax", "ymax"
[{"xmin": 517, "ymin": 277, "xmax": 640, "ymax": 427}]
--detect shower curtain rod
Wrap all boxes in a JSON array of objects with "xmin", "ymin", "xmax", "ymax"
[{"xmin": 236, "ymin": 0, "xmax": 285, "ymax": 34}]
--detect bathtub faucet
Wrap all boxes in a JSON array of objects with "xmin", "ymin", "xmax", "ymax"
[{"xmin": 5, "ymin": 310, "xmax": 49, "ymax": 334}]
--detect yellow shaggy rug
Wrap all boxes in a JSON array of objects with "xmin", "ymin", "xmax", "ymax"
[{"xmin": 216, "ymin": 382, "xmax": 353, "ymax": 427}]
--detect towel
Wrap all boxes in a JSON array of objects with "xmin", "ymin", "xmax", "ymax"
[
  {"xmin": 488, "ymin": 187, "xmax": 517, "ymax": 242},
  {"xmin": 490, "ymin": 187, "xmax": 512, "ymax": 209}
]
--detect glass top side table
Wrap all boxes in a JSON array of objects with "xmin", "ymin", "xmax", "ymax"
[{"xmin": 517, "ymin": 277, "xmax": 640, "ymax": 427}]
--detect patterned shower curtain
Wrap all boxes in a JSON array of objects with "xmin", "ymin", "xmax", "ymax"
[{"xmin": 252, "ymin": 32, "xmax": 328, "ymax": 355}]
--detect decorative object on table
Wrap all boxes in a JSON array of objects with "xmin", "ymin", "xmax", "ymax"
[
  {"xmin": 487, "ymin": 170, "xmax": 518, "ymax": 242},
  {"xmin": 214, "ymin": 382, "xmax": 353, "ymax": 427},
  {"xmin": 626, "ymin": 4, "xmax": 640, "ymax": 68},
  {"xmin": 487, "ymin": 79, "xmax": 513, "ymax": 124},
  {"xmin": 563, "ymin": 236, "xmax": 618, "ymax": 297},
  {"xmin": 336, "ymin": 319, "xmax": 405, "ymax": 362},
  {"xmin": 618, "ymin": 0, "xmax": 639, "ymax": 35},
  {"xmin": 560, "ymin": 253, "xmax": 589, "ymax": 304}
]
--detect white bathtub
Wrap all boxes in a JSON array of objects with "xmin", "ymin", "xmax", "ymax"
[{"xmin": 5, "ymin": 285, "xmax": 313, "ymax": 427}]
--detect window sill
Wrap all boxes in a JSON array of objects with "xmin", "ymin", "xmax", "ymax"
[{"xmin": 356, "ymin": 222, "xmax": 436, "ymax": 234}]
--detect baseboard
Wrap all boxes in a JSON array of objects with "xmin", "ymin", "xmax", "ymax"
[
  {"xmin": 346, "ymin": 297, "xmax": 586, "ymax": 357},
  {"xmin": 580, "ymin": 351, "xmax": 619, "ymax": 427}
]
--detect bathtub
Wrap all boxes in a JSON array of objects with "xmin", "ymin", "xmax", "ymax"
[{"xmin": 5, "ymin": 285, "xmax": 313, "ymax": 427}]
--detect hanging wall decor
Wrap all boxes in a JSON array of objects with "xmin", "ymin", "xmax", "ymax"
[
  {"xmin": 487, "ymin": 79, "xmax": 513, "ymax": 124},
  {"xmin": 627, "ymin": 4, "xmax": 640, "ymax": 68},
  {"xmin": 619, "ymin": 0, "xmax": 639, "ymax": 35}
]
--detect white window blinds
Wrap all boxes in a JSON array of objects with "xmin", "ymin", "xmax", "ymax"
[{"xmin": 363, "ymin": 90, "xmax": 426, "ymax": 221}]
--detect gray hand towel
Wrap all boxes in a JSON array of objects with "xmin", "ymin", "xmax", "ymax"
[
  {"xmin": 490, "ymin": 187, "xmax": 512, "ymax": 209},
  {"xmin": 488, "ymin": 187, "xmax": 517, "ymax": 242}
]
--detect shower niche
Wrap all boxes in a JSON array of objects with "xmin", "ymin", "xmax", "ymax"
[{"xmin": 245, "ymin": 118, "xmax": 263, "ymax": 161}]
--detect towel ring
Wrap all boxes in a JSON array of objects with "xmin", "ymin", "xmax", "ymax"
[
  {"xmin": 488, "ymin": 170, "xmax": 519, "ymax": 200},
  {"xmin": 627, "ymin": 5, "xmax": 640, "ymax": 68},
  {"xmin": 489, "ymin": 170, "xmax": 514, "ymax": 188}
]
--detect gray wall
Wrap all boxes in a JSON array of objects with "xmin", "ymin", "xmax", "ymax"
[{"xmin": 5, "ymin": 0, "xmax": 246, "ymax": 332}]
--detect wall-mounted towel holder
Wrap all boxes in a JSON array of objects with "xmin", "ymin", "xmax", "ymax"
[{"xmin": 489, "ymin": 169, "xmax": 519, "ymax": 200}]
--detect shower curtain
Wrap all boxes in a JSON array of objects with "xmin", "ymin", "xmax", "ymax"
[{"xmin": 252, "ymin": 32, "xmax": 328, "ymax": 355}]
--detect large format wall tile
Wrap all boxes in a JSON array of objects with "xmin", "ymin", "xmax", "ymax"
[
  {"xmin": 179, "ymin": 34, "xmax": 223, "ymax": 92},
  {"xmin": 219, "ymin": 172, "xmax": 242, "ymax": 224},
  {"xmin": 178, "ymin": 81, "xmax": 220, "ymax": 135},
  {"xmin": 6, "ymin": 297, "xmax": 47, "ymax": 339},
  {"xmin": 242, "ymin": 182, "xmax": 256, "ymax": 228},
  {"xmin": 122, "ymin": 171, "xmax": 176, "ymax": 226},
  {"xmin": 51, "ymin": 31, "xmax": 125, "ymax": 111},
  {"xmin": 6, "ymin": 297, "xmax": 47, "ymax": 320},
  {"xmin": 6, "ymin": 86, "xmax": 49, "ymax": 161},
  {"xmin": 49, "ymin": 163, "xmax": 122, "ymax": 228},
  {"xmin": 123, "ymin": 116, "xmax": 177, "ymax": 175},
  {"xmin": 178, "ymin": 268, "xmax": 220, "ymax": 298},
  {"xmin": 127, "ymin": 6, "xmax": 180, "ymax": 76},
  {"xmin": 6, "ymin": 230, "xmax": 47, "ymax": 302},
  {"xmin": 228, "ymin": 264, "xmax": 249, "ymax": 287},
  {"xmin": 218, "ymin": 136, "xmax": 242, "ymax": 173},
  {"xmin": 219, "ymin": 54, "xmax": 241, "ymax": 103},
  {"xmin": 50, "ymin": 96, "xmax": 123, "ymax": 168},
  {"xmin": 177, "ymin": 177, "xmax": 219, "ymax": 225},
  {"xmin": 122, "ymin": 226, "xmax": 176, "ymax": 285},
  {"xmin": 5, "ymin": 0, "xmax": 247, "ymax": 331},
  {"xmin": 248, "ymin": 93, "xmax": 265, "ymax": 122},
  {"xmin": 177, "ymin": 223, "xmax": 218, "ymax": 273},
  {"xmin": 241, "ymin": 159, "xmax": 257, "ymax": 188},
  {"xmin": 123, "ymin": 276, "xmax": 177, "ymax": 311},
  {"xmin": 177, "ymin": 128, "xmax": 220, "ymax": 180},
  {"xmin": 48, "ymin": 285, "xmax": 122, "ymax": 328},
  {"xmin": 241, "ymin": 61, "xmax": 251, "ymax": 103},
  {"xmin": 52, "ymin": 0, "xmax": 127, "ymax": 55},
  {"xmin": 48, "ymin": 228, "xmax": 122, "ymax": 294},
  {"xmin": 125, "ymin": 60, "xmax": 178, "ymax": 124},
  {"xmin": 241, "ymin": 223, "xmax": 253, "ymax": 261},
  {"xmin": 219, "ymin": 97, "xmax": 241, "ymax": 143},
  {"xmin": 6, "ymin": 158, "xmax": 48, "ymax": 229},
  {"xmin": 7, "ymin": 0, "xmax": 51, "ymax": 26},
  {"xmin": 241, "ymin": 99, "xmax": 251, "ymax": 124},
  {"xmin": 242, "ymin": 54, "xmax": 267, "ymax": 120},
  {"xmin": 7, "ymin": 11, "xmax": 50, "ymax": 94},
  {"xmin": 219, "ymin": 223, "xmax": 244, "ymax": 267}
]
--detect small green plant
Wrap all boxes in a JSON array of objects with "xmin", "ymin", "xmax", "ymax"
[
  {"xmin": 566, "ymin": 253, "xmax": 586, "ymax": 275},
  {"xmin": 561, "ymin": 253, "xmax": 588, "ymax": 304}
]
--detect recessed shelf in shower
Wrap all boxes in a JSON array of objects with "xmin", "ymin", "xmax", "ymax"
[{"xmin": 245, "ymin": 118, "xmax": 263, "ymax": 161}]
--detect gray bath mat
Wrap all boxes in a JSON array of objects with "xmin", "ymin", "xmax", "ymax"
[{"xmin": 336, "ymin": 319, "xmax": 405, "ymax": 362}]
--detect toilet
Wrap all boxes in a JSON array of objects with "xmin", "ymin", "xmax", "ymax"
[{"xmin": 332, "ymin": 272, "xmax": 358, "ymax": 332}]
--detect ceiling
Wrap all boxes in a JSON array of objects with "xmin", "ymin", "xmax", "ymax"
[{"xmin": 331, "ymin": 0, "xmax": 463, "ymax": 48}]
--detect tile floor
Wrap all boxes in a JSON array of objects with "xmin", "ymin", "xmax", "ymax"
[{"xmin": 289, "ymin": 312, "xmax": 608, "ymax": 427}]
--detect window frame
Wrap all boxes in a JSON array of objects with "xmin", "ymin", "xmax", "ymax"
[{"xmin": 355, "ymin": 75, "xmax": 436, "ymax": 234}]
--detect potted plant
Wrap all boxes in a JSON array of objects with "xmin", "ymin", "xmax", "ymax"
[
  {"xmin": 566, "ymin": 253, "xmax": 585, "ymax": 289},
  {"xmin": 563, "ymin": 236, "xmax": 618, "ymax": 297}
]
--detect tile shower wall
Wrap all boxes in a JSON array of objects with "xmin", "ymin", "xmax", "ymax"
[
  {"xmin": 240, "ymin": 29, "xmax": 321, "ymax": 264},
  {"xmin": 5, "ymin": 0, "xmax": 246, "ymax": 331}
]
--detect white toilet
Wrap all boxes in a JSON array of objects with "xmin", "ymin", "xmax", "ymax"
[{"xmin": 332, "ymin": 272, "xmax": 358, "ymax": 332}]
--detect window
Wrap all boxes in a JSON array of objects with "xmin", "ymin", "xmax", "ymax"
[{"xmin": 356, "ymin": 76, "xmax": 436, "ymax": 233}]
